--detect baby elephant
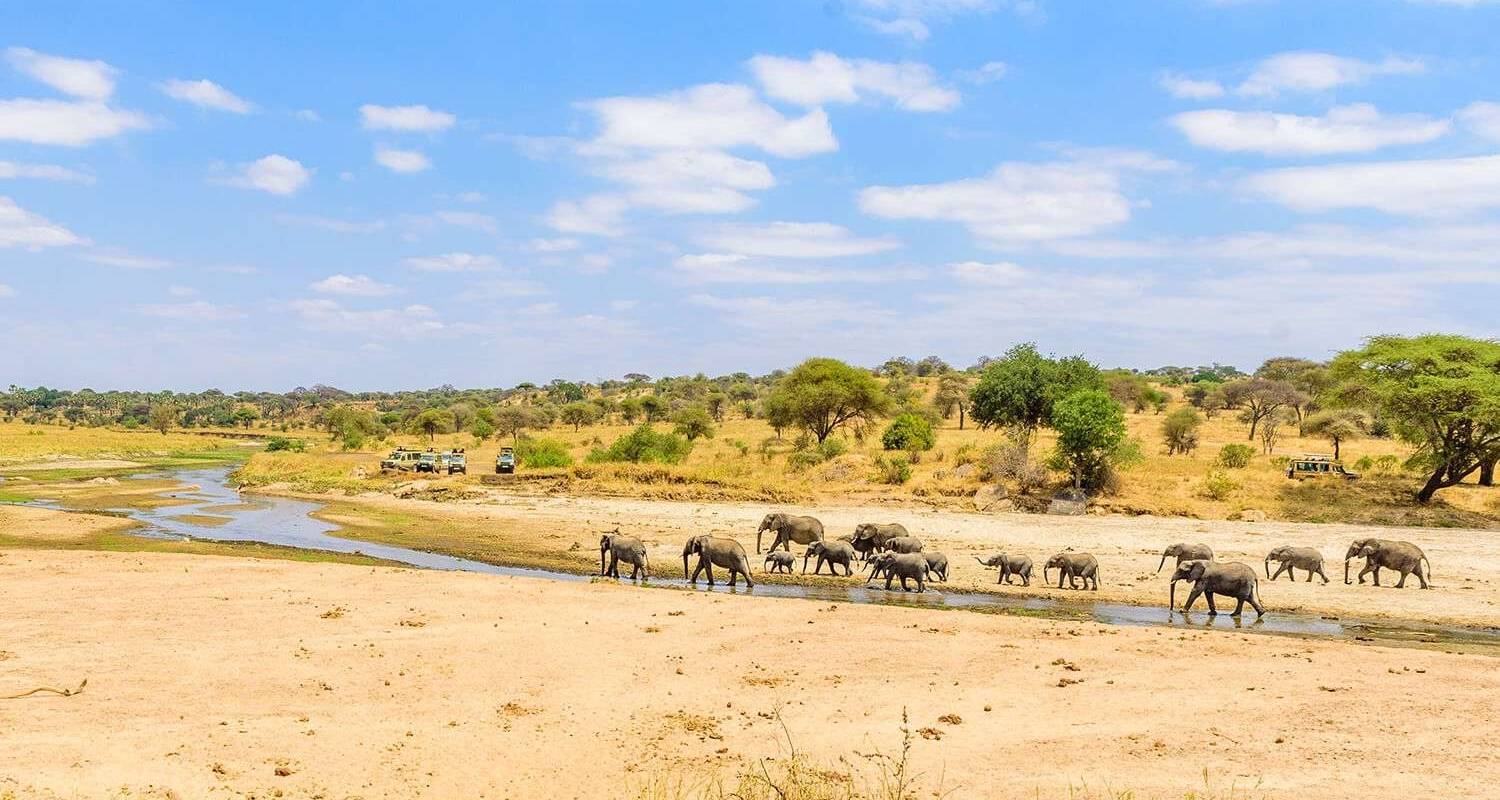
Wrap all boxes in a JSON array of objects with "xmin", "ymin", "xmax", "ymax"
[
  {"xmin": 763, "ymin": 550, "xmax": 795, "ymax": 574},
  {"xmin": 1044, "ymin": 552, "xmax": 1100, "ymax": 590},
  {"xmin": 1170, "ymin": 559, "xmax": 1264, "ymax": 617},
  {"xmin": 1157, "ymin": 542, "xmax": 1214, "ymax": 574},
  {"xmin": 923, "ymin": 551, "xmax": 949, "ymax": 582},
  {"xmin": 1264, "ymin": 546, "xmax": 1329, "ymax": 583},
  {"xmin": 682, "ymin": 534, "xmax": 754, "ymax": 588},
  {"xmin": 600, "ymin": 529, "xmax": 649, "ymax": 580},
  {"xmin": 803, "ymin": 539, "xmax": 857, "ymax": 577},
  {"xmin": 976, "ymin": 554, "xmax": 1035, "ymax": 586},
  {"xmin": 884, "ymin": 535, "xmax": 924, "ymax": 554},
  {"xmin": 868, "ymin": 552, "xmax": 927, "ymax": 592}
]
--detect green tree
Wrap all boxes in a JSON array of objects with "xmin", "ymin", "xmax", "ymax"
[
  {"xmin": 560, "ymin": 402, "xmax": 598, "ymax": 432},
  {"xmin": 1328, "ymin": 335, "xmax": 1500, "ymax": 502},
  {"xmin": 618, "ymin": 397, "xmax": 642, "ymax": 424},
  {"xmin": 1302, "ymin": 409, "xmax": 1368, "ymax": 461},
  {"xmin": 881, "ymin": 413, "xmax": 936, "ymax": 452},
  {"xmin": 1160, "ymin": 407, "xmax": 1202, "ymax": 455},
  {"xmin": 1050, "ymin": 389, "xmax": 1127, "ymax": 490},
  {"xmin": 639, "ymin": 395, "xmax": 667, "ymax": 423},
  {"xmin": 933, "ymin": 372, "xmax": 972, "ymax": 429},
  {"xmin": 672, "ymin": 406, "xmax": 716, "ymax": 441},
  {"xmin": 231, "ymin": 406, "xmax": 259, "ymax": 429},
  {"xmin": 410, "ymin": 408, "xmax": 455, "ymax": 442},
  {"xmin": 968, "ymin": 343, "xmax": 1100, "ymax": 454},
  {"xmin": 761, "ymin": 358, "xmax": 892, "ymax": 443},
  {"xmin": 148, "ymin": 403, "xmax": 178, "ymax": 435},
  {"xmin": 494, "ymin": 406, "xmax": 539, "ymax": 444}
]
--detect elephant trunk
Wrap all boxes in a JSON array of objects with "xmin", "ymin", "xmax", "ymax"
[
  {"xmin": 600, "ymin": 544, "xmax": 608, "ymax": 576},
  {"xmin": 1265, "ymin": 556, "xmax": 1272, "ymax": 578},
  {"xmin": 1344, "ymin": 557, "xmax": 1352, "ymax": 585},
  {"xmin": 1156, "ymin": 551, "xmax": 1169, "ymax": 574},
  {"xmin": 756, "ymin": 527, "xmax": 764, "ymax": 554},
  {"xmin": 1043, "ymin": 565, "xmax": 1051, "ymax": 585},
  {"xmin": 683, "ymin": 553, "xmax": 691, "ymax": 581},
  {"xmin": 802, "ymin": 551, "xmax": 811, "ymax": 574},
  {"xmin": 1169, "ymin": 579, "xmax": 1177, "ymax": 611}
]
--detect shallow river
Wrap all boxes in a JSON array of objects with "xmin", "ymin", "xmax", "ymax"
[{"xmin": 60, "ymin": 466, "xmax": 1500, "ymax": 652}]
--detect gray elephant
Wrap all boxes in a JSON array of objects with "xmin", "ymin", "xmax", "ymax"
[
  {"xmin": 923, "ymin": 551, "xmax": 949, "ymax": 582},
  {"xmin": 757, "ymin": 512, "xmax": 825, "ymax": 553},
  {"xmin": 884, "ymin": 535, "xmax": 924, "ymax": 554},
  {"xmin": 1156, "ymin": 542, "xmax": 1214, "ymax": 574},
  {"xmin": 976, "ymin": 554, "xmax": 1033, "ymax": 586},
  {"xmin": 600, "ymin": 530, "xmax": 649, "ymax": 579},
  {"xmin": 1043, "ymin": 552, "xmax": 1099, "ymax": 590},
  {"xmin": 1170, "ymin": 559, "xmax": 1265, "ymax": 617},
  {"xmin": 1345, "ymin": 538, "xmax": 1431, "ymax": 589},
  {"xmin": 803, "ymin": 539, "xmax": 857, "ymax": 576},
  {"xmin": 1265, "ymin": 546, "xmax": 1330, "ymax": 583},
  {"xmin": 763, "ymin": 550, "xmax": 795, "ymax": 574},
  {"xmin": 683, "ymin": 535, "xmax": 754, "ymax": 588},
  {"xmin": 867, "ymin": 552, "xmax": 927, "ymax": 592},
  {"xmin": 850, "ymin": 522, "xmax": 909, "ymax": 556}
]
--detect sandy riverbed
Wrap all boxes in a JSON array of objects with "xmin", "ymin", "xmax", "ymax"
[{"xmin": 2, "ymin": 545, "xmax": 1498, "ymax": 799}]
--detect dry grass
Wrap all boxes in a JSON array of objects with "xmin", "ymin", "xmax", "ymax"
[{"xmin": 0, "ymin": 420, "xmax": 243, "ymax": 468}]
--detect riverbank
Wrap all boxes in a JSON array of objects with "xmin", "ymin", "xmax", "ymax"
[{"xmin": 2, "ymin": 548, "xmax": 1495, "ymax": 799}]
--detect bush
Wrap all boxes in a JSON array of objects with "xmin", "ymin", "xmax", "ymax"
[
  {"xmin": 1160, "ymin": 408, "xmax": 1202, "ymax": 455},
  {"xmin": 953, "ymin": 443, "xmax": 977, "ymax": 467},
  {"xmin": 881, "ymin": 413, "xmax": 936, "ymax": 452},
  {"xmin": 1354, "ymin": 455, "xmax": 1375, "ymax": 472},
  {"xmin": 982, "ymin": 440, "xmax": 1048, "ymax": 495},
  {"xmin": 873, "ymin": 455, "xmax": 912, "ymax": 485},
  {"xmin": 515, "ymin": 437, "xmax": 574, "ymax": 468},
  {"xmin": 785, "ymin": 449, "xmax": 825, "ymax": 472},
  {"xmin": 1215, "ymin": 443, "xmax": 1255, "ymax": 469},
  {"xmin": 671, "ymin": 406, "xmax": 716, "ymax": 441},
  {"xmin": 587, "ymin": 424, "xmax": 693, "ymax": 465},
  {"xmin": 264, "ymin": 436, "xmax": 306, "ymax": 453},
  {"xmin": 1198, "ymin": 470, "xmax": 1239, "ymax": 501},
  {"xmin": 817, "ymin": 437, "xmax": 848, "ymax": 460}
]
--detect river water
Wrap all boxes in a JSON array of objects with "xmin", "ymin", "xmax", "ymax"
[{"xmin": 51, "ymin": 466, "xmax": 1500, "ymax": 652}]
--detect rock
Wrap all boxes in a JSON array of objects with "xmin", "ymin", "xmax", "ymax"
[
  {"xmin": 1047, "ymin": 490, "xmax": 1088, "ymax": 516},
  {"xmin": 1238, "ymin": 509, "xmax": 1268, "ymax": 523},
  {"xmin": 1087, "ymin": 506, "xmax": 1110, "ymax": 516},
  {"xmin": 951, "ymin": 463, "xmax": 975, "ymax": 479},
  {"xmin": 972, "ymin": 484, "xmax": 1009, "ymax": 512}
]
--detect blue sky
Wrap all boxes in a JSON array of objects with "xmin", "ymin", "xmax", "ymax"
[{"xmin": 3, "ymin": 0, "xmax": 1499, "ymax": 391}]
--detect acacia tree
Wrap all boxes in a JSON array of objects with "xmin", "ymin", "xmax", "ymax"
[
  {"xmin": 762, "ymin": 357, "xmax": 891, "ymax": 443},
  {"xmin": 933, "ymin": 372, "xmax": 972, "ymax": 429},
  {"xmin": 968, "ymin": 343, "xmax": 1099, "ymax": 455},
  {"xmin": 1328, "ymin": 334, "xmax": 1500, "ymax": 503},
  {"xmin": 1303, "ymin": 409, "xmax": 1368, "ymax": 461},
  {"xmin": 1230, "ymin": 378, "xmax": 1305, "ymax": 441},
  {"xmin": 560, "ymin": 402, "xmax": 597, "ymax": 432},
  {"xmin": 148, "ymin": 403, "xmax": 178, "ymax": 435}
]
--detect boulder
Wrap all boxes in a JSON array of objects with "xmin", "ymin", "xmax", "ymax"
[
  {"xmin": 1047, "ymin": 490, "xmax": 1088, "ymax": 516},
  {"xmin": 1238, "ymin": 508, "xmax": 1268, "ymax": 523},
  {"xmin": 951, "ymin": 463, "xmax": 975, "ymax": 479},
  {"xmin": 972, "ymin": 484, "xmax": 1009, "ymax": 512}
]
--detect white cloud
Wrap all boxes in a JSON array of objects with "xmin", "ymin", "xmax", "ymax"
[
  {"xmin": 1458, "ymin": 101, "xmax": 1500, "ymax": 141},
  {"xmin": 861, "ymin": 17, "xmax": 932, "ymax": 40},
  {"xmin": 228, "ymin": 154, "xmax": 310, "ymax": 195},
  {"xmin": 136, "ymin": 301, "xmax": 244, "ymax": 321},
  {"xmin": 80, "ymin": 248, "xmax": 170, "ymax": 269},
  {"xmin": 526, "ymin": 237, "xmax": 581, "ymax": 252},
  {"xmin": 5, "ymin": 47, "xmax": 116, "ymax": 99},
  {"xmin": 696, "ymin": 222, "xmax": 902, "ymax": 258},
  {"xmin": 0, "ymin": 98, "xmax": 151, "ymax": 146},
  {"xmin": 275, "ymin": 214, "xmax": 386, "ymax": 234},
  {"xmin": 359, "ymin": 103, "xmax": 456, "ymax": 132},
  {"xmin": 0, "ymin": 196, "xmax": 84, "ymax": 249},
  {"xmin": 749, "ymin": 51, "xmax": 960, "ymax": 112},
  {"xmin": 949, "ymin": 260, "xmax": 1027, "ymax": 285},
  {"xmin": 374, "ymin": 146, "xmax": 432, "ymax": 173},
  {"xmin": 402, "ymin": 252, "xmax": 499, "ymax": 272},
  {"xmin": 1158, "ymin": 73, "xmax": 1225, "ymax": 100},
  {"xmin": 1170, "ymin": 104, "xmax": 1450, "ymax": 155},
  {"xmin": 687, "ymin": 292, "xmax": 895, "ymax": 331},
  {"xmin": 958, "ymin": 61, "xmax": 1009, "ymax": 85},
  {"xmin": 0, "ymin": 160, "xmax": 93, "ymax": 183},
  {"xmin": 1236, "ymin": 52, "xmax": 1424, "ymax": 97},
  {"xmin": 0, "ymin": 283, "xmax": 13, "ymax": 298},
  {"xmin": 859, "ymin": 160, "xmax": 1136, "ymax": 243},
  {"xmin": 584, "ymin": 83, "xmax": 836, "ymax": 158},
  {"xmin": 159, "ymin": 78, "xmax": 253, "ymax": 113},
  {"xmin": 545, "ymin": 194, "xmax": 629, "ymax": 237},
  {"xmin": 851, "ymin": 0, "xmax": 1012, "ymax": 41},
  {"xmin": 1243, "ymin": 154, "xmax": 1500, "ymax": 216},
  {"xmin": 597, "ymin": 149, "xmax": 776, "ymax": 214},
  {"xmin": 674, "ymin": 252, "xmax": 923, "ymax": 284},
  {"xmin": 311, "ymin": 273, "xmax": 400, "ymax": 296},
  {"xmin": 291, "ymin": 298, "xmax": 444, "ymax": 336}
]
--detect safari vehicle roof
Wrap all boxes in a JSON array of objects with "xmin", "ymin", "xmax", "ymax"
[{"xmin": 1293, "ymin": 454, "xmax": 1336, "ymax": 462}]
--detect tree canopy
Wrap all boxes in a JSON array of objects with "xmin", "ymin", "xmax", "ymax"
[
  {"xmin": 763, "ymin": 358, "xmax": 892, "ymax": 443},
  {"xmin": 1049, "ymin": 389, "xmax": 1128, "ymax": 490},
  {"xmin": 968, "ymin": 343, "xmax": 1100, "ymax": 448}
]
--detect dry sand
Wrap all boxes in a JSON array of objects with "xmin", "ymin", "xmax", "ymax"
[{"xmin": 3, "ymin": 547, "xmax": 1498, "ymax": 799}]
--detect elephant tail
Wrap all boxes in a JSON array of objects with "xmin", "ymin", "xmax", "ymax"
[{"xmin": 1421, "ymin": 554, "xmax": 1433, "ymax": 584}]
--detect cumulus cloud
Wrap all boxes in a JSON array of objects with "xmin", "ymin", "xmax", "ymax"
[
  {"xmin": 402, "ymin": 252, "xmax": 500, "ymax": 272},
  {"xmin": 5, "ymin": 47, "xmax": 116, "ymax": 99},
  {"xmin": 696, "ymin": 222, "xmax": 902, "ymax": 259},
  {"xmin": 311, "ymin": 273, "xmax": 400, "ymax": 296},
  {"xmin": 374, "ymin": 146, "xmax": 432, "ymax": 173},
  {"xmin": 674, "ymin": 252, "xmax": 923, "ymax": 284},
  {"xmin": 957, "ymin": 61, "xmax": 1009, "ymax": 85},
  {"xmin": 1236, "ymin": 52, "xmax": 1424, "ymax": 97},
  {"xmin": 359, "ymin": 103, "xmax": 456, "ymax": 132},
  {"xmin": 291, "ymin": 298, "xmax": 444, "ymax": 335},
  {"xmin": 0, "ymin": 160, "xmax": 93, "ymax": 183},
  {"xmin": 159, "ymin": 78, "xmax": 253, "ymax": 113},
  {"xmin": 227, "ymin": 154, "xmax": 310, "ymax": 195},
  {"xmin": 79, "ymin": 248, "xmax": 170, "ymax": 269},
  {"xmin": 949, "ymin": 260, "xmax": 1027, "ymax": 285},
  {"xmin": 136, "ymin": 301, "xmax": 245, "ymax": 321},
  {"xmin": 1458, "ymin": 101, "xmax": 1500, "ymax": 141},
  {"xmin": 1170, "ymin": 104, "xmax": 1450, "ymax": 155},
  {"xmin": 597, "ymin": 149, "xmax": 775, "ymax": 214},
  {"xmin": 749, "ymin": 51, "xmax": 960, "ymax": 112},
  {"xmin": 1158, "ymin": 73, "xmax": 1225, "ymax": 100},
  {"xmin": 0, "ymin": 98, "xmax": 151, "ymax": 146},
  {"xmin": 526, "ymin": 237, "xmax": 581, "ymax": 252},
  {"xmin": 545, "ymin": 194, "xmax": 630, "ymax": 237},
  {"xmin": 859, "ymin": 160, "xmax": 1138, "ymax": 243},
  {"xmin": 583, "ymin": 83, "xmax": 836, "ymax": 158},
  {"xmin": 851, "ymin": 0, "xmax": 1014, "ymax": 41},
  {"xmin": 1242, "ymin": 154, "xmax": 1500, "ymax": 216},
  {"xmin": 0, "ymin": 196, "xmax": 84, "ymax": 249}
]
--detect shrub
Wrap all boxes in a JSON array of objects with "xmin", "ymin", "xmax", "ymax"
[
  {"xmin": 982, "ymin": 440, "xmax": 1048, "ymax": 495},
  {"xmin": 671, "ymin": 406, "xmax": 715, "ymax": 441},
  {"xmin": 785, "ymin": 449, "xmax": 825, "ymax": 472},
  {"xmin": 1354, "ymin": 455, "xmax": 1375, "ymax": 472},
  {"xmin": 516, "ymin": 437, "xmax": 574, "ymax": 468},
  {"xmin": 817, "ymin": 437, "xmax": 848, "ymax": 460},
  {"xmin": 1160, "ymin": 408, "xmax": 1202, "ymax": 455},
  {"xmin": 1198, "ymin": 470, "xmax": 1239, "ymax": 501},
  {"xmin": 873, "ymin": 455, "xmax": 912, "ymax": 485},
  {"xmin": 881, "ymin": 413, "xmax": 936, "ymax": 452},
  {"xmin": 727, "ymin": 438, "xmax": 750, "ymax": 456},
  {"xmin": 952, "ymin": 443, "xmax": 977, "ymax": 467},
  {"xmin": 1216, "ymin": 443, "xmax": 1255, "ymax": 469},
  {"xmin": 264, "ymin": 436, "xmax": 306, "ymax": 453},
  {"xmin": 587, "ymin": 424, "xmax": 693, "ymax": 465},
  {"xmin": 1374, "ymin": 454, "xmax": 1401, "ymax": 473}
]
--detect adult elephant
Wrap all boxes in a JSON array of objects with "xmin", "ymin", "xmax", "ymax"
[
  {"xmin": 1345, "ymin": 538, "xmax": 1431, "ymax": 589},
  {"xmin": 683, "ymin": 535, "xmax": 754, "ymax": 588},
  {"xmin": 850, "ymin": 522, "xmax": 908, "ymax": 556},
  {"xmin": 600, "ymin": 530, "xmax": 649, "ymax": 580},
  {"xmin": 756, "ymin": 512, "xmax": 824, "ymax": 554},
  {"xmin": 1044, "ymin": 552, "xmax": 1099, "ymax": 590},
  {"xmin": 1156, "ymin": 542, "xmax": 1214, "ymax": 574},
  {"xmin": 1170, "ymin": 560, "xmax": 1264, "ymax": 617},
  {"xmin": 1265, "ymin": 546, "xmax": 1329, "ymax": 583}
]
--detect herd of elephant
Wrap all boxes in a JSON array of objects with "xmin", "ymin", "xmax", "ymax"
[{"xmin": 598, "ymin": 511, "xmax": 1436, "ymax": 618}]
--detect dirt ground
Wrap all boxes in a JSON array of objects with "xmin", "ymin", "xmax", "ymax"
[
  {"xmin": 1, "ymin": 547, "xmax": 1496, "ymax": 799},
  {"xmin": 306, "ymin": 486, "xmax": 1500, "ymax": 628}
]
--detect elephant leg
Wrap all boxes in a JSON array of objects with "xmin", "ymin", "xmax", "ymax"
[
  {"xmin": 1372, "ymin": 565, "xmax": 1382, "ymax": 587},
  {"xmin": 916, "ymin": 575, "xmax": 925, "ymax": 593},
  {"xmin": 1249, "ymin": 593, "xmax": 1265, "ymax": 617},
  {"xmin": 1357, "ymin": 563, "xmax": 1373, "ymax": 584},
  {"xmin": 885, "ymin": 574, "xmax": 895, "ymax": 591},
  {"xmin": 1231, "ymin": 597, "xmax": 1244, "ymax": 617},
  {"xmin": 1205, "ymin": 592, "xmax": 1219, "ymax": 615},
  {"xmin": 607, "ymin": 554, "xmax": 619, "ymax": 578},
  {"xmin": 728, "ymin": 570, "xmax": 738, "ymax": 587},
  {"xmin": 843, "ymin": 562, "xmax": 853, "ymax": 577},
  {"xmin": 1395, "ymin": 568, "xmax": 1409, "ymax": 588},
  {"xmin": 1417, "ymin": 565, "xmax": 1430, "ymax": 590},
  {"xmin": 1183, "ymin": 587, "xmax": 1202, "ymax": 612},
  {"xmin": 1316, "ymin": 566, "xmax": 1329, "ymax": 584},
  {"xmin": 1304, "ymin": 569, "xmax": 1313, "ymax": 582}
]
